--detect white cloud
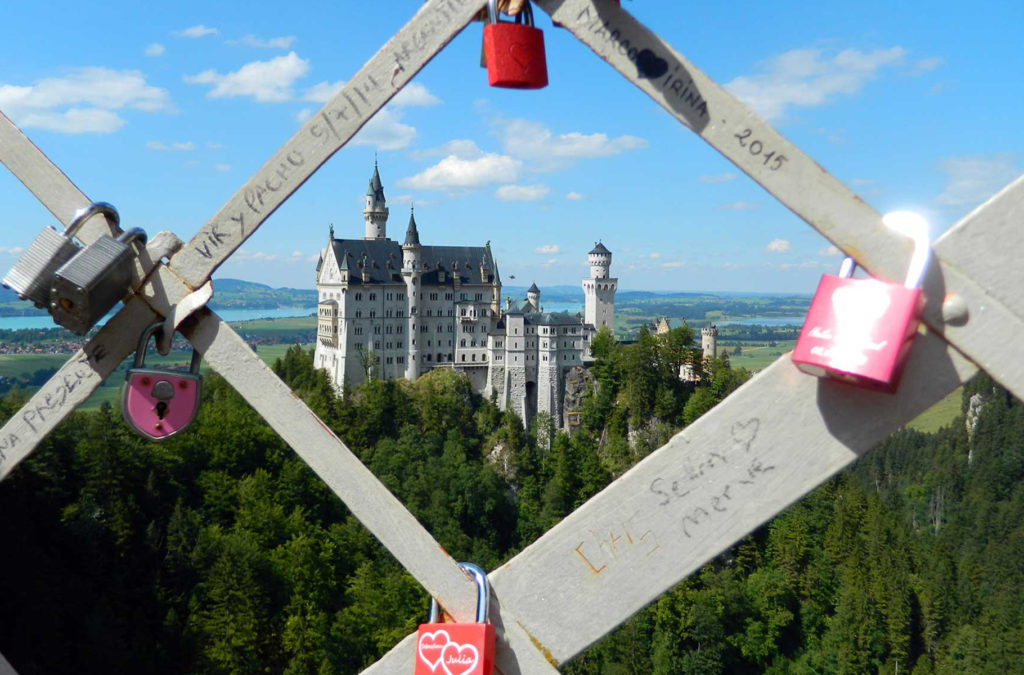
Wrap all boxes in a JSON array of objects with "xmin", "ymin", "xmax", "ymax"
[
  {"xmin": 718, "ymin": 201, "xmax": 759, "ymax": 211},
  {"xmin": 766, "ymin": 238, "xmax": 791, "ymax": 253},
  {"xmin": 391, "ymin": 82, "xmax": 441, "ymax": 107},
  {"xmin": 301, "ymin": 80, "xmax": 344, "ymax": 103},
  {"xmin": 699, "ymin": 173, "xmax": 737, "ymax": 183},
  {"xmin": 214, "ymin": 164, "xmax": 231, "ymax": 172},
  {"xmin": 146, "ymin": 140, "xmax": 194, "ymax": 151},
  {"xmin": 295, "ymin": 108, "xmax": 312, "ymax": 123},
  {"xmin": 175, "ymin": 25, "xmax": 218, "ymax": 39},
  {"xmin": 0, "ymin": 68, "xmax": 171, "ymax": 134},
  {"xmin": 497, "ymin": 118, "xmax": 647, "ymax": 168},
  {"xmin": 145, "ymin": 43, "xmax": 166, "ymax": 57},
  {"xmin": 912, "ymin": 57, "xmax": 943, "ymax": 74},
  {"xmin": 818, "ymin": 245, "xmax": 841, "ymax": 256},
  {"xmin": 410, "ymin": 139, "xmax": 485, "ymax": 161},
  {"xmin": 542, "ymin": 258, "xmax": 560, "ymax": 267},
  {"xmin": 535, "ymin": 244, "xmax": 560, "ymax": 254},
  {"xmin": 206, "ymin": 141, "xmax": 224, "ymax": 149},
  {"xmin": 399, "ymin": 154, "xmax": 522, "ymax": 192},
  {"xmin": 185, "ymin": 52, "xmax": 309, "ymax": 102},
  {"xmin": 661, "ymin": 261, "xmax": 685, "ymax": 268},
  {"xmin": 229, "ymin": 34, "xmax": 297, "ymax": 49},
  {"xmin": 725, "ymin": 46, "xmax": 906, "ymax": 121},
  {"xmin": 353, "ymin": 108, "xmax": 416, "ymax": 150},
  {"xmin": 935, "ymin": 154, "xmax": 1021, "ymax": 207},
  {"xmin": 496, "ymin": 184, "xmax": 550, "ymax": 202},
  {"xmin": 565, "ymin": 191, "xmax": 584, "ymax": 201},
  {"xmin": 649, "ymin": 253, "xmax": 661, "ymax": 259},
  {"xmin": 0, "ymin": 246, "xmax": 25, "ymax": 255}
]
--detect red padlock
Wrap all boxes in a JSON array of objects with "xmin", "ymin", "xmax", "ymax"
[
  {"xmin": 483, "ymin": 0, "xmax": 548, "ymax": 89},
  {"xmin": 415, "ymin": 563, "xmax": 495, "ymax": 675},
  {"xmin": 791, "ymin": 212, "xmax": 930, "ymax": 392}
]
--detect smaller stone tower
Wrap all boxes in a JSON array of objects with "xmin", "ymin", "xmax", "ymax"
[
  {"xmin": 701, "ymin": 324, "xmax": 718, "ymax": 361},
  {"xmin": 583, "ymin": 242, "xmax": 617, "ymax": 331},
  {"xmin": 402, "ymin": 208, "xmax": 422, "ymax": 380},
  {"xmin": 363, "ymin": 162, "xmax": 388, "ymax": 240},
  {"xmin": 526, "ymin": 282, "xmax": 540, "ymax": 312}
]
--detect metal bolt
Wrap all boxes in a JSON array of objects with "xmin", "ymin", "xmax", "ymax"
[{"xmin": 941, "ymin": 293, "xmax": 969, "ymax": 326}]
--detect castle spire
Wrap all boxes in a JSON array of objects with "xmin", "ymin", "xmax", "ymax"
[
  {"xmin": 404, "ymin": 208, "xmax": 421, "ymax": 247},
  {"xmin": 363, "ymin": 162, "xmax": 389, "ymax": 240}
]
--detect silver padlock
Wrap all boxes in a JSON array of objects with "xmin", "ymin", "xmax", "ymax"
[
  {"xmin": 2, "ymin": 202, "xmax": 119, "ymax": 309},
  {"xmin": 49, "ymin": 224, "xmax": 147, "ymax": 335}
]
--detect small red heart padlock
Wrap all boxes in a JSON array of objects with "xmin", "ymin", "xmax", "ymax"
[
  {"xmin": 122, "ymin": 321, "xmax": 202, "ymax": 441},
  {"xmin": 483, "ymin": 0, "xmax": 548, "ymax": 89},
  {"xmin": 415, "ymin": 562, "xmax": 495, "ymax": 675},
  {"xmin": 791, "ymin": 212, "xmax": 931, "ymax": 392}
]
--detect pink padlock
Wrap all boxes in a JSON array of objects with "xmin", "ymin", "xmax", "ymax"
[
  {"xmin": 121, "ymin": 321, "xmax": 202, "ymax": 441},
  {"xmin": 791, "ymin": 212, "xmax": 930, "ymax": 392}
]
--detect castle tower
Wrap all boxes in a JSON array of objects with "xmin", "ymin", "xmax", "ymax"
[
  {"xmin": 363, "ymin": 162, "xmax": 389, "ymax": 240},
  {"xmin": 402, "ymin": 208, "xmax": 422, "ymax": 380},
  {"xmin": 527, "ymin": 282, "xmax": 540, "ymax": 312},
  {"xmin": 582, "ymin": 242, "xmax": 617, "ymax": 331},
  {"xmin": 701, "ymin": 324, "xmax": 718, "ymax": 361}
]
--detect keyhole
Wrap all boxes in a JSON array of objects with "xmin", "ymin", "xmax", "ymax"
[{"xmin": 155, "ymin": 401, "xmax": 169, "ymax": 419}]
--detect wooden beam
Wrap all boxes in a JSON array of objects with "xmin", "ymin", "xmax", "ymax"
[
  {"xmin": 169, "ymin": 0, "xmax": 486, "ymax": 288},
  {"xmin": 537, "ymin": 0, "xmax": 1024, "ymax": 401}
]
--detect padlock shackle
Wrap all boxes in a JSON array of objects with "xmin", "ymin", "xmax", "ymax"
[
  {"xmin": 881, "ymin": 210, "xmax": 930, "ymax": 289},
  {"xmin": 65, "ymin": 202, "xmax": 119, "ymax": 239},
  {"xmin": 427, "ymin": 561, "xmax": 490, "ymax": 624},
  {"xmin": 117, "ymin": 227, "xmax": 148, "ymax": 250},
  {"xmin": 488, "ymin": 0, "xmax": 534, "ymax": 26},
  {"xmin": 134, "ymin": 320, "xmax": 202, "ymax": 374}
]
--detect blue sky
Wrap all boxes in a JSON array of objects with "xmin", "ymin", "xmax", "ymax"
[{"xmin": 1, "ymin": 0, "xmax": 1021, "ymax": 294}]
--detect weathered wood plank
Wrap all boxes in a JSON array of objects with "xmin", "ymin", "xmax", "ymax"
[
  {"xmin": 180, "ymin": 307, "xmax": 558, "ymax": 675},
  {"xmin": 0, "ymin": 111, "xmax": 117, "ymax": 239},
  {"xmin": 921, "ymin": 177, "xmax": 1024, "ymax": 398},
  {"xmin": 0, "ymin": 297, "xmax": 156, "ymax": 480},
  {"xmin": 0, "ymin": 650, "xmax": 18, "ymax": 675},
  {"xmin": 538, "ymin": 0, "xmax": 1024, "ymax": 402},
  {"xmin": 170, "ymin": 0, "xmax": 485, "ymax": 288}
]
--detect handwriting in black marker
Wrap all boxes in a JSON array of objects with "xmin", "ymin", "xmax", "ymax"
[{"xmin": 731, "ymin": 418, "xmax": 759, "ymax": 453}]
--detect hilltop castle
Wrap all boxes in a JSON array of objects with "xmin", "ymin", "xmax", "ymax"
[{"xmin": 313, "ymin": 164, "xmax": 617, "ymax": 428}]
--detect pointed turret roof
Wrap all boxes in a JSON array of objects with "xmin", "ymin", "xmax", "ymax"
[
  {"xmin": 590, "ymin": 241, "xmax": 611, "ymax": 255},
  {"xmin": 366, "ymin": 162, "xmax": 386, "ymax": 203},
  {"xmin": 337, "ymin": 250, "xmax": 349, "ymax": 270},
  {"xmin": 403, "ymin": 209, "xmax": 420, "ymax": 246},
  {"xmin": 527, "ymin": 282, "xmax": 540, "ymax": 294}
]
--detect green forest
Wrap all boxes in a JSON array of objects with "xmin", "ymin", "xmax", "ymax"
[{"xmin": 0, "ymin": 326, "xmax": 1020, "ymax": 673}]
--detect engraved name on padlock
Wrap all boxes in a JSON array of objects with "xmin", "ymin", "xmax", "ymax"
[
  {"xmin": 122, "ymin": 322, "xmax": 202, "ymax": 442},
  {"xmin": 416, "ymin": 562, "xmax": 495, "ymax": 675},
  {"xmin": 791, "ymin": 212, "xmax": 930, "ymax": 392},
  {"xmin": 2, "ymin": 202, "xmax": 119, "ymax": 309},
  {"xmin": 50, "ymin": 225, "xmax": 147, "ymax": 335},
  {"xmin": 483, "ymin": 0, "xmax": 548, "ymax": 89}
]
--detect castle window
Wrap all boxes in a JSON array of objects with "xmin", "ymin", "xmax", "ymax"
[
  {"xmin": 398, "ymin": 341, "xmax": 403, "ymax": 349},
  {"xmin": 472, "ymin": 354, "xmax": 476, "ymax": 362},
  {"xmin": 461, "ymin": 354, "xmax": 466, "ymax": 362},
  {"xmin": 374, "ymin": 342, "xmax": 380, "ymax": 350},
  {"xmin": 374, "ymin": 326, "xmax": 381, "ymax": 334},
  {"xmin": 543, "ymin": 355, "xmax": 548, "ymax": 361},
  {"xmin": 355, "ymin": 293, "xmax": 362, "ymax": 301},
  {"xmin": 427, "ymin": 340, "xmax": 432, "ymax": 347},
  {"xmin": 355, "ymin": 327, "xmax": 363, "ymax": 335},
  {"xmin": 398, "ymin": 326, "xmax": 403, "ymax": 334},
  {"xmin": 370, "ymin": 311, "xmax": 376, "ymax": 318},
  {"xmin": 421, "ymin": 325, "xmax": 428, "ymax": 333},
  {"xmin": 460, "ymin": 339, "xmax": 466, "ymax": 347},
  {"xmin": 426, "ymin": 354, "xmax": 432, "ymax": 362},
  {"xmin": 397, "ymin": 356, "xmax": 405, "ymax": 364},
  {"xmin": 355, "ymin": 310, "xmax": 362, "ymax": 318},
  {"xmin": 398, "ymin": 293, "xmax": 405, "ymax": 300},
  {"xmin": 430, "ymin": 292, "xmax": 438, "ymax": 301},
  {"xmin": 445, "ymin": 292, "xmax": 453, "ymax": 301},
  {"xmin": 437, "ymin": 325, "xmax": 443, "ymax": 333},
  {"xmin": 370, "ymin": 293, "xmax": 376, "ymax": 301},
  {"xmin": 475, "ymin": 293, "xmax": 483, "ymax": 301}
]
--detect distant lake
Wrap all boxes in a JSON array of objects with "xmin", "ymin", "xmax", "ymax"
[
  {"xmin": 0, "ymin": 306, "xmax": 317, "ymax": 331},
  {"xmin": 717, "ymin": 316, "xmax": 807, "ymax": 327}
]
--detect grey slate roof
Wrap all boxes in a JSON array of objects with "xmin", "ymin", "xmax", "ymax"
[
  {"xmin": 589, "ymin": 241, "xmax": 611, "ymax": 255},
  {"xmin": 527, "ymin": 282, "xmax": 540, "ymax": 294},
  {"xmin": 329, "ymin": 238, "xmax": 497, "ymax": 285},
  {"xmin": 404, "ymin": 211, "xmax": 420, "ymax": 246},
  {"xmin": 366, "ymin": 164, "xmax": 385, "ymax": 202}
]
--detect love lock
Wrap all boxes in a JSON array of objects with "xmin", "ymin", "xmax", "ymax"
[
  {"xmin": 791, "ymin": 211, "xmax": 931, "ymax": 392},
  {"xmin": 483, "ymin": 0, "xmax": 548, "ymax": 89},
  {"xmin": 122, "ymin": 321, "xmax": 202, "ymax": 441},
  {"xmin": 416, "ymin": 562, "xmax": 495, "ymax": 675}
]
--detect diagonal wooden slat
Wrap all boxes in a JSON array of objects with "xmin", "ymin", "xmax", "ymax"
[
  {"xmin": 538, "ymin": 0, "xmax": 1024, "ymax": 401},
  {"xmin": 0, "ymin": 650, "xmax": 18, "ymax": 675},
  {"xmin": 368, "ymin": 331, "xmax": 977, "ymax": 669},
  {"xmin": 0, "ymin": 112, "xmax": 115, "ymax": 239},
  {"xmin": 170, "ymin": 0, "xmax": 486, "ymax": 288}
]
